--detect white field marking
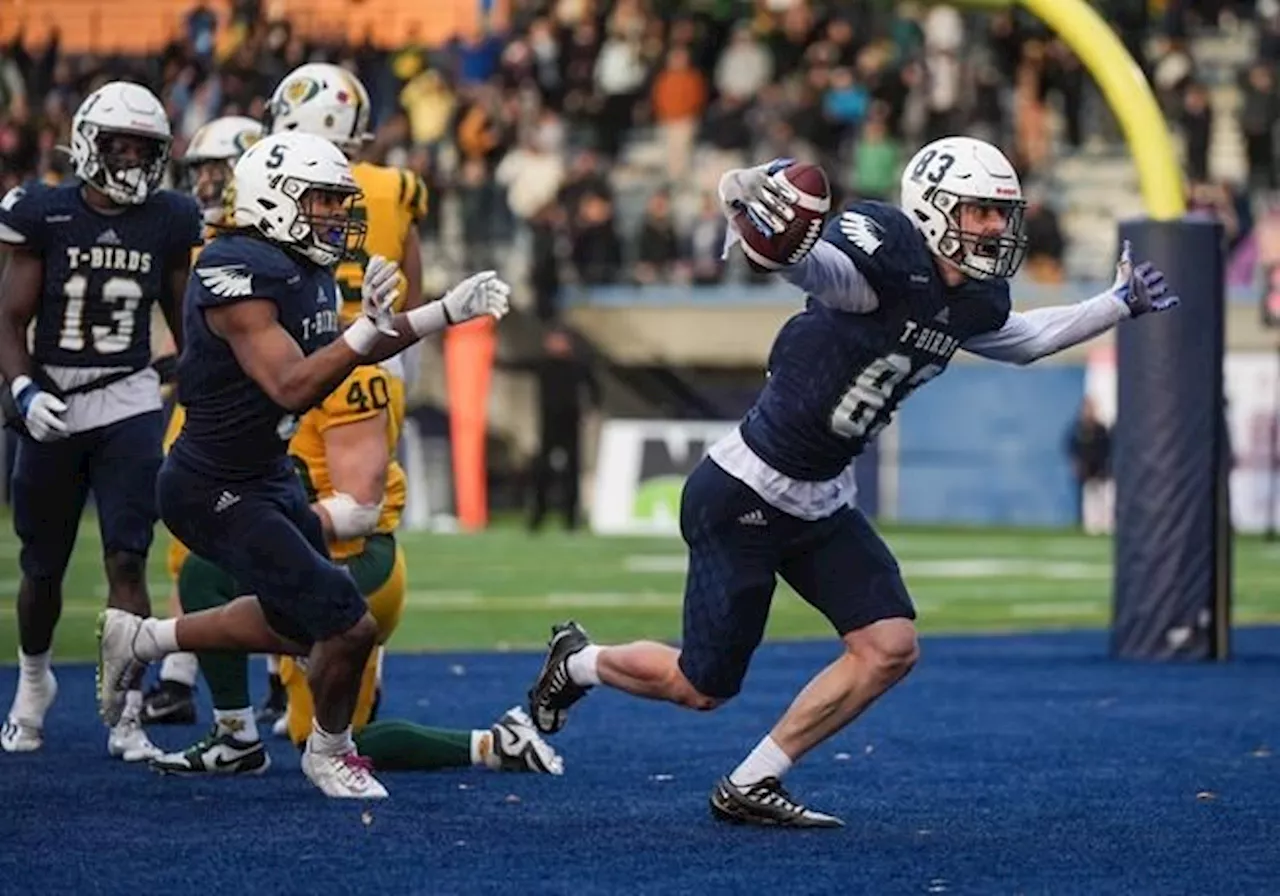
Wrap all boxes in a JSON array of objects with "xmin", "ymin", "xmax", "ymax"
[
  {"xmin": 1007, "ymin": 601, "xmax": 1105, "ymax": 617},
  {"xmin": 624, "ymin": 555, "xmax": 1109, "ymax": 580}
]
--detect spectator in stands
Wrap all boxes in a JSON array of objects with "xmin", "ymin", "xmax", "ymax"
[
  {"xmin": 1180, "ymin": 81, "xmax": 1213, "ymax": 183},
  {"xmin": 1239, "ymin": 62, "xmax": 1280, "ymax": 190},
  {"xmin": 848, "ymin": 107, "xmax": 902, "ymax": 201},
  {"xmin": 650, "ymin": 45, "xmax": 708, "ymax": 182},
  {"xmin": 571, "ymin": 191, "xmax": 623, "ymax": 286},
  {"xmin": 1023, "ymin": 193, "xmax": 1067, "ymax": 285},
  {"xmin": 714, "ymin": 23, "xmax": 773, "ymax": 103},
  {"xmin": 632, "ymin": 188, "xmax": 680, "ymax": 285},
  {"xmin": 685, "ymin": 193, "xmax": 729, "ymax": 286}
]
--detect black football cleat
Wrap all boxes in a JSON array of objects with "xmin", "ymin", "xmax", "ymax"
[
  {"xmin": 527, "ymin": 621, "xmax": 593, "ymax": 734},
  {"xmin": 141, "ymin": 680, "xmax": 197, "ymax": 726},
  {"xmin": 710, "ymin": 776, "xmax": 844, "ymax": 828}
]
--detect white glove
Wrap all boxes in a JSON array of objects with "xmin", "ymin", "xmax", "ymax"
[
  {"xmin": 717, "ymin": 158, "xmax": 799, "ymax": 237},
  {"xmin": 11, "ymin": 376, "xmax": 69, "ymax": 442},
  {"xmin": 361, "ymin": 254, "xmax": 402, "ymax": 336},
  {"xmin": 440, "ymin": 270, "xmax": 512, "ymax": 324}
]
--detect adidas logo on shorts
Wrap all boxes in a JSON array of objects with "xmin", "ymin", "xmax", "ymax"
[{"xmin": 736, "ymin": 509, "xmax": 767, "ymax": 527}]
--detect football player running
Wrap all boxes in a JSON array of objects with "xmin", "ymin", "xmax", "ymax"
[
  {"xmin": 143, "ymin": 115, "xmax": 264, "ymax": 726},
  {"xmin": 96, "ymin": 131, "xmax": 510, "ymax": 799},
  {"xmin": 150, "ymin": 280, "xmax": 559, "ymax": 778},
  {"xmin": 251, "ymin": 62, "xmax": 428, "ymax": 726},
  {"xmin": 527, "ymin": 138, "xmax": 1178, "ymax": 827},
  {"xmin": 0, "ymin": 82, "xmax": 201, "ymax": 761}
]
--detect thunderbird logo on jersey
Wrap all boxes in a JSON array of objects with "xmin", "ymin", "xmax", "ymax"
[
  {"xmin": 840, "ymin": 212, "xmax": 885, "ymax": 256},
  {"xmin": 196, "ymin": 265, "xmax": 253, "ymax": 298}
]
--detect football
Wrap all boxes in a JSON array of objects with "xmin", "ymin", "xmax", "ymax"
[{"xmin": 734, "ymin": 162, "xmax": 831, "ymax": 272}]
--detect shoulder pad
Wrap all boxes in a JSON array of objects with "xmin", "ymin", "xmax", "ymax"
[
  {"xmin": 823, "ymin": 201, "xmax": 929, "ymax": 295},
  {"xmin": 191, "ymin": 235, "xmax": 301, "ymax": 308},
  {"xmin": 0, "ymin": 180, "xmax": 54, "ymax": 248},
  {"xmin": 159, "ymin": 190, "xmax": 204, "ymax": 251}
]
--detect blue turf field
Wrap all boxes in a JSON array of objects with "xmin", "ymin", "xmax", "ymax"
[{"xmin": 2, "ymin": 629, "xmax": 1278, "ymax": 895}]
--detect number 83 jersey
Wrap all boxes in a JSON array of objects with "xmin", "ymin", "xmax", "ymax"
[
  {"xmin": 0, "ymin": 181, "xmax": 201, "ymax": 370},
  {"xmin": 737, "ymin": 201, "xmax": 1011, "ymax": 485}
]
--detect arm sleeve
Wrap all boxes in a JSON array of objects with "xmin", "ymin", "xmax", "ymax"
[
  {"xmin": 780, "ymin": 240, "xmax": 881, "ymax": 313},
  {"xmin": 962, "ymin": 290, "xmax": 1130, "ymax": 365}
]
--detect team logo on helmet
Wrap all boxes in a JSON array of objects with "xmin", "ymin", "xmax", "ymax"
[
  {"xmin": 233, "ymin": 129, "xmax": 261, "ymax": 153},
  {"xmin": 283, "ymin": 77, "xmax": 321, "ymax": 107}
]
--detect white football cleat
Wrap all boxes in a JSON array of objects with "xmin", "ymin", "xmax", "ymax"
[
  {"xmin": 108, "ymin": 716, "xmax": 163, "ymax": 762},
  {"xmin": 1, "ymin": 668, "xmax": 58, "ymax": 753},
  {"xmin": 301, "ymin": 746, "xmax": 389, "ymax": 799},
  {"xmin": 96, "ymin": 609, "xmax": 147, "ymax": 726},
  {"xmin": 489, "ymin": 706, "xmax": 565, "ymax": 774}
]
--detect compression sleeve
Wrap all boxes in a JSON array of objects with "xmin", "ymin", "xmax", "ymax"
[
  {"xmin": 780, "ymin": 240, "xmax": 881, "ymax": 313},
  {"xmin": 962, "ymin": 289, "xmax": 1130, "ymax": 364}
]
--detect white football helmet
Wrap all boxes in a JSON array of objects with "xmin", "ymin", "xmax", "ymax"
[
  {"xmin": 900, "ymin": 136, "xmax": 1028, "ymax": 280},
  {"xmin": 263, "ymin": 63, "xmax": 372, "ymax": 156},
  {"xmin": 231, "ymin": 132, "xmax": 366, "ymax": 267},
  {"xmin": 179, "ymin": 116, "xmax": 263, "ymax": 224},
  {"xmin": 69, "ymin": 81, "xmax": 172, "ymax": 206}
]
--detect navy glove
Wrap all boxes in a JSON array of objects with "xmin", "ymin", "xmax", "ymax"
[{"xmin": 1112, "ymin": 240, "xmax": 1180, "ymax": 317}]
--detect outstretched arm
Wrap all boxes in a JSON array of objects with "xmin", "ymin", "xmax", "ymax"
[{"xmin": 964, "ymin": 241, "xmax": 1179, "ymax": 365}]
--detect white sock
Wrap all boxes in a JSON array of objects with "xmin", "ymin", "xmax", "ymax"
[
  {"xmin": 307, "ymin": 720, "xmax": 354, "ymax": 756},
  {"xmin": 118, "ymin": 689, "xmax": 144, "ymax": 726},
  {"xmin": 18, "ymin": 649, "xmax": 52, "ymax": 685},
  {"xmin": 566, "ymin": 645, "xmax": 602, "ymax": 686},
  {"xmin": 470, "ymin": 730, "xmax": 493, "ymax": 768},
  {"xmin": 214, "ymin": 707, "xmax": 259, "ymax": 742},
  {"xmin": 11, "ymin": 649, "xmax": 54, "ymax": 721},
  {"xmin": 159, "ymin": 651, "xmax": 198, "ymax": 687},
  {"xmin": 729, "ymin": 735, "xmax": 793, "ymax": 788},
  {"xmin": 266, "ymin": 654, "xmax": 281, "ymax": 676},
  {"xmin": 135, "ymin": 618, "xmax": 179, "ymax": 661}
]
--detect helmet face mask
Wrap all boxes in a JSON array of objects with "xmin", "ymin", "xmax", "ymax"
[
  {"xmin": 900, "ymin": 137, "xmax": 1029, "ymax": 281},
  {"xmin": 70, "ymin": 82, "xmax": 172, "ymax": 206},
  {"xmin": 231, "ymin": 131, "xmax": 366, "ymax": 267}
]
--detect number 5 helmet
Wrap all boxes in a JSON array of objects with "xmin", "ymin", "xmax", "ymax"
[
  {"xmin": 262, "ymin": 63, "xmax": 373, "ymax": 156},
  {"xmin": 178, "ymin": 115, "xmax": 263, "ymax": 224},
  {"xmin": 69, "ymin": 81, "xmax": 172, "ymax": 206},
  {"xmin": 231, "ymin": 131, "xmax": 366, "ymax": 267},
  {"xmin": 900, "ymin": 136, "xmax": 1028, "ymax": 280}
]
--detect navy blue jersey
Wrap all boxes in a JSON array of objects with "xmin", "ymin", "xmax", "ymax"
[
  {"xmin": 172, "ymin": 233, "xmax": 342, "ymax": 480},
  {"xmin": 739, "ymin": 201, "xmax": 1011, "ymax": 481},
  {"xmin": 0, "ymin": 181, "xmax": 201, "ymax": 370}
]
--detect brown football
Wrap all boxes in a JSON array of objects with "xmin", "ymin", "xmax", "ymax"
[{"xmin": 734, "ymin": 162, "xmax": 831, "ymax": 272}]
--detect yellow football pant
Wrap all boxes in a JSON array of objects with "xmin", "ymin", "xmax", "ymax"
[{"xmin": 279, "ymin": 534, "xmax": 406, "ymax": 746}]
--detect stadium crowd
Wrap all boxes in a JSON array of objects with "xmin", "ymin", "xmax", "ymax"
[{"xmin": 2, "ymin": 0, "xmax": 1280, "ymax": 315}]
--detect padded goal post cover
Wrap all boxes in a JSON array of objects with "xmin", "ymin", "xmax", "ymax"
[{"xmin": 1111, "ymin": 217, "xmax": 1231, "ymax": 661}]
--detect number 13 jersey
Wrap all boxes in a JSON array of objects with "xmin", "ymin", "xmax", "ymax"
[
  {"xmin": 725, "ymin": 201, "xmax": 1011, "ymax": 513},
  {"xmin": 0, "ymin": 181, "xmax": 201, "ymax": 371}
]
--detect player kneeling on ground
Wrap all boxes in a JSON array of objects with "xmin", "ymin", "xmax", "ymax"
[
  {"xmin": 96, "ymin": 131, "xmax": 511, "ymax": 799},
  {"xmin": 528, "ymin": 139, "xmax": 1179, "ymax": 827}
]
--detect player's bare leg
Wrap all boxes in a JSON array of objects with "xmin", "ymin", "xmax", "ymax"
[
  {"xmin": 764, "ymin": 618, "xmax": 918, "ymax": 758},
  {"xmin": 2, "ymin": 576, "xmax": 61, "ymax": 753}
]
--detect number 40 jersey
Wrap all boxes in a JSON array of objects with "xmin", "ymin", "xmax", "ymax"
[
  {"xmin": 0, "ymin": 181, "xmax": 201, "ymax": 373},
  {"xmin": 720, "ymin": 200, "xmax": 1011, "ymax": 516}
]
